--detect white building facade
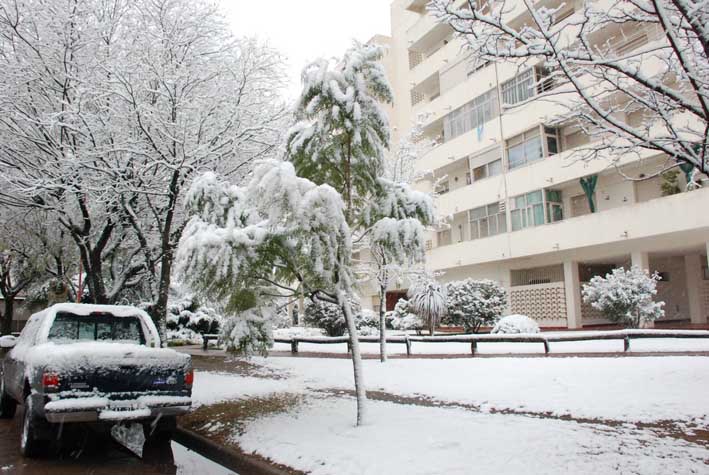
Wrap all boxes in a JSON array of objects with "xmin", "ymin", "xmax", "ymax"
[{"xmin": 361, "ymin": 0, "xmax": 709, "ymax": 329}]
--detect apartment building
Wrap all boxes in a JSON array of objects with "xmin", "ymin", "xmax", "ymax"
[{"xmin": 361, "ymin": 0, "xmax": 709, "ymax": 328}]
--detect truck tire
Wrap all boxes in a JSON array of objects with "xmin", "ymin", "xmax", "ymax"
[
  {"xmin": 0, "ymin": 377, "xmax": 17, "ymax": 419},
  {"xmin": 20, "ymin": 395, "xmax": 45, "ymax": 457}
]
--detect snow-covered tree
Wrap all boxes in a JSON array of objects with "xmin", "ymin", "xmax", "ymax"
[
  {"xmin": 582, "ymin": 266, "xmax": 665, "ymax": 328},
  {"xmin": 0, "ymin": 0, "xmax": 286, "ymax": 339},
  {"xmin": 445, "ymin": 279, "xmax": 507, "ymax": 333},
  {"xmin": 430, "ymin": 0, "xmax": 709, "ymax": 177},
  {"xmin": 287, "ymin": 41, "xmax": 393, "ymax": 219},
  {"xmin": 408, "ymin": 277, "xmax": 447, "ymax": 336},
  {"xmin": 165, "ymin": 286, "xmax": 223, "ymax": 344},
  {"xmin": 288, "ymin": 42, "xmax": 436, "ymax": 362},
  {"xmin": 177, "ymin": 160, "xmax": 369, "ymax": 425}
]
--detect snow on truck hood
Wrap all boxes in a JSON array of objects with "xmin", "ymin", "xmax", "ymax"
[{"xmin": 26, "ymin": 342, "xmax": 189, "ymax": 372}]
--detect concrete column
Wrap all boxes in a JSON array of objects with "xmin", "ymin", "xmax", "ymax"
[
  {"xmin": 631, "ymin": 251, "xmax": 650, "ymax": 272},
  {"xmin": 685, "ymin": 253, "xmax": 706, "ymax": 324},
  {"xmin": 564, "ymin": 261, "xmax": 583, "ymax": 329}
]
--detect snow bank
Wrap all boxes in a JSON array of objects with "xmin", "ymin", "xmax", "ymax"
[{"xmin": 491, "ymin": 314, "xmax": 540, "ymax": 334}]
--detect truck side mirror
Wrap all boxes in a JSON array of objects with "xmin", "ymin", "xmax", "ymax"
[{"xmin": 0, "ymin": 335, "xmax": 17, "ymax": 349}]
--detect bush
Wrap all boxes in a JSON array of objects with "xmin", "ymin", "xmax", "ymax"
[
  {"xmin": 303, "ymin": 297, "xmax": 362, "ymax": 337},
  {"xmin": 388, "ymin": 299, "xmax": 425, "ymax": 334},
  {"xmin": 166, "ymin": 293, "xmax": 223, "ymax": 344},
  {"xmin": 582, "ymin": 266, "xmax": 664, "ymax": 328},
  {"xmin": 491, "ymin": 314, "xmax": 540, "ymax": 334},
  {"xmin": 444, "ymin": 279, "xmax": 507, "ymax": 333}
]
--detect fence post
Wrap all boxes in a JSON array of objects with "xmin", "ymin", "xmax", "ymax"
[
  {"xmin": 543, "ymin": 339, "xmax": 550, "ymax": 355},
  {"xmin": 347, "ymin": 340, "xmax": 352, "ymax": 353},
  {"xmin": 624, "ymin": 336, "xmax": 630, "ymax": 352},
  {"xmin": 291, "ymin": 339, "xmax": 299, "ymax": 354},
  {"xmin": 405, "ymin": 336, "xmax": 411, "ymax": 357},
  {"xmin": 470, "ymin": 340, "xmax": 477, "ymax": 357},
  {"xmin": 202, "ymin": 333, "xmax": 208, "ymax": 351}
]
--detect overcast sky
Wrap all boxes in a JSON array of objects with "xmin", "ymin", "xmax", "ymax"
[{"xmin": 222, "ymin": 0, "xmax": 392, "ymax": 99}]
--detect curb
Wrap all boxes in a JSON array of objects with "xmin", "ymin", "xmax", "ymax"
[{"xmin": 173, "ymin": 426, "xmax": 298, "ymax": 475}]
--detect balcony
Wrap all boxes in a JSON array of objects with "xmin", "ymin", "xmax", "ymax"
[{"xmin": 428, "ymin": 185, "xmax": 709, "ymax": 271}]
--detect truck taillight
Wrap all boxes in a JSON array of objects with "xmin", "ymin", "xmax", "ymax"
[
  {"xmin": 184, "ymin": 369, "xmax": 194, "ymax": 388},
  {"xmin": 42, "ymin": 372, "xmax": 60, "ymax": 391}
]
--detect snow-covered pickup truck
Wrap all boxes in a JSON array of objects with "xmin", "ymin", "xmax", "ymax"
[{"xmin": 0, "ymin": 303, "xmax": 193, "ymax": 457}]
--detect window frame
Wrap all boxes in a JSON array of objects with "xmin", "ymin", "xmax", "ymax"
[{"xmin": 469, "ymin": 202, "xmax": 507, "ymax": 240}]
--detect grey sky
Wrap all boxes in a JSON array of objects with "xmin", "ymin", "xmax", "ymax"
[{"xmin": 222, "ymin": 0, "xmax": 392, "ymax": 99}]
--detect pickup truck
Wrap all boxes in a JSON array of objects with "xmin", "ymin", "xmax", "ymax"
[{"xmin": 0, "ymin": 303, "xmax": 193, "ymax": 457}]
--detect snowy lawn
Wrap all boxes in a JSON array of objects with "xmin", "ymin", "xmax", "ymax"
[
  {"xmin": 187, "ymin": 354, "xmax": 709, "ymax": 475},
  {"xmin": 259, "ymin": 356, "xmax": 709, "ymax": 423},
  {"xmin": 236, "ymin": 396, "xmax": 708, "ymax": 475}
]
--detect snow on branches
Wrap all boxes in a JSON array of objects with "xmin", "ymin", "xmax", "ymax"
[
  {"xmin": 582, "ymin": 266, "xmax": 665, "ymax": 328},
  {"xmin": 429, "ymin": 0, "xmax": 709, "ymax": 176},
  {"xmin": 287, "ymin": 41, "xmax": 393, "ymax": 213},
  {"xmin": 177, "ymin": 160, "xmax": 355, "ymax": 353}
]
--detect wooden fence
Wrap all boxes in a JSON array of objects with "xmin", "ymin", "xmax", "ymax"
[{"xmin": 269, "ymin": 329, "xmax": 709, "ymax": 356}]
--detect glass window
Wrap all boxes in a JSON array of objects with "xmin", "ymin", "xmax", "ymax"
[
  {"xmin": 443, "ymin": 88, "xmax": 499, "ymax": 142},
  {"xmin": 469, "ymin": 202, "xmax": 506, "ymax": 240},
  {"xmin": 48, "ymin": 312, "xmax": 145, "ymax": 345},
  {"xmin": 488, "ymin": 159, "xmax": 503, "ymax": 177},
  {"xmin": 510, "ymin": 190, "xmax": 556, "ymax": 231},
  {"xmin": 506, "ymin": 127, "xmax": 554, "ymax": 169},
  {"xmin": 501, "ymin": 69, "xmax": 534, "ymax": 105}
]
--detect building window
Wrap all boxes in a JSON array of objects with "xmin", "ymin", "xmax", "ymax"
[
  {"xmin": 443, "ymin": 88, "xmax": 499, "ymax": 142},
  {"xmin": 501, "ymin": 68, "xmax": 535, "ymax": 105},
  {"xmin": 502, "ymin": 66, "xmax": 558, "ymax": 105},
  {"xmin": 469, "ymin": 202, "xmax": 507, "ymax": 239},
  {"xmin": 437, "ymin": 229, "xmax": 452, "ymax": 246},
  {"xmin": 510, "ymin": 189, "xmax": 563, "ymax": 231},
  {"xmin": 472, "ymin": 159, "xmax": 503, "ymax": 182},
  {"xmin": 506, "ymin": 126, "xmax": 559, "ymax": 170}
]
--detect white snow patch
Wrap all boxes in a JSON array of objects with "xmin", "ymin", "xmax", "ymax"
[
  {"xmin": 191, "ymin": 371, "xmax": 293, "ymax": 407},
  {"xmin": 256, "ymin": 356, "xmax": 709, "ymax": 423},
  {"xmin": 236, "ymin": 397, "xmax": 708, "ymax": 475}
]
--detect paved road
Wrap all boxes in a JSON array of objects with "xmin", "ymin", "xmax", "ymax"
[
  {"xmin": 0, "ymin": 407, "xmax": 239, "ymax": 475},
  {"xmin": 0, "ymin": 408, "xmax": 181, "ymax": 474}
]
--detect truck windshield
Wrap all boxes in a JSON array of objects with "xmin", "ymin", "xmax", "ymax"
[{"xmin": 47, "ymin": 312, "xmax": 146, "ymax": 345}]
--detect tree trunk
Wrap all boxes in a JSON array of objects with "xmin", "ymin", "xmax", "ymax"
[
  {"xmin": 378, "ymin": 283, "xmax": 387, "ymax": 363},
  {"xmin": 429, "ymin": 314, "xmax": 435, "ymax": 336},
  {"xmin": 338, "ymin": 288, "xmax": 367, "ymax": 426},
  {"xmin": 1, "ymin": 297, "xmax": 14, "ymax": 336}
]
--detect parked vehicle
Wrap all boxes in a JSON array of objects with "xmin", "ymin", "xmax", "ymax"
[{"xmin": 0, "ymin": 303, "xmax": 193, "ymax": 457}]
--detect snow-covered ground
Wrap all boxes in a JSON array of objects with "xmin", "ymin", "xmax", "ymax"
[
  {"xmin": 236, "ymin": 397, "xmax": 707, "ymax": 475},
  {"xmin": 271, "ymin": 335, "xmax": 709, "ymax": 355},
  {"xmin": 189, "ymin": 354, "xmax": 709, "ymax": 474}
]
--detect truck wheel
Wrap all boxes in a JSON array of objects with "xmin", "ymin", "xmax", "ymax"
[
  {"xmin": 0, "ymin": 378, "xmax": 17, "ymax": 419},
  {"xmin": 20, "ymin": 395, "xmax": 45, "ymax": 457}
]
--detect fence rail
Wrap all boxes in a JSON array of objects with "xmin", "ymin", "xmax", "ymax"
[{"xmin": 270, "ymin": 330, "xmax": 709, "ymax": 356}]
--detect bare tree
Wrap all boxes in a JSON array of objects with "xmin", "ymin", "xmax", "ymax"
[{"xmin": 430, "ymin": 0, "xmax": 708, "ymax": 176}]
